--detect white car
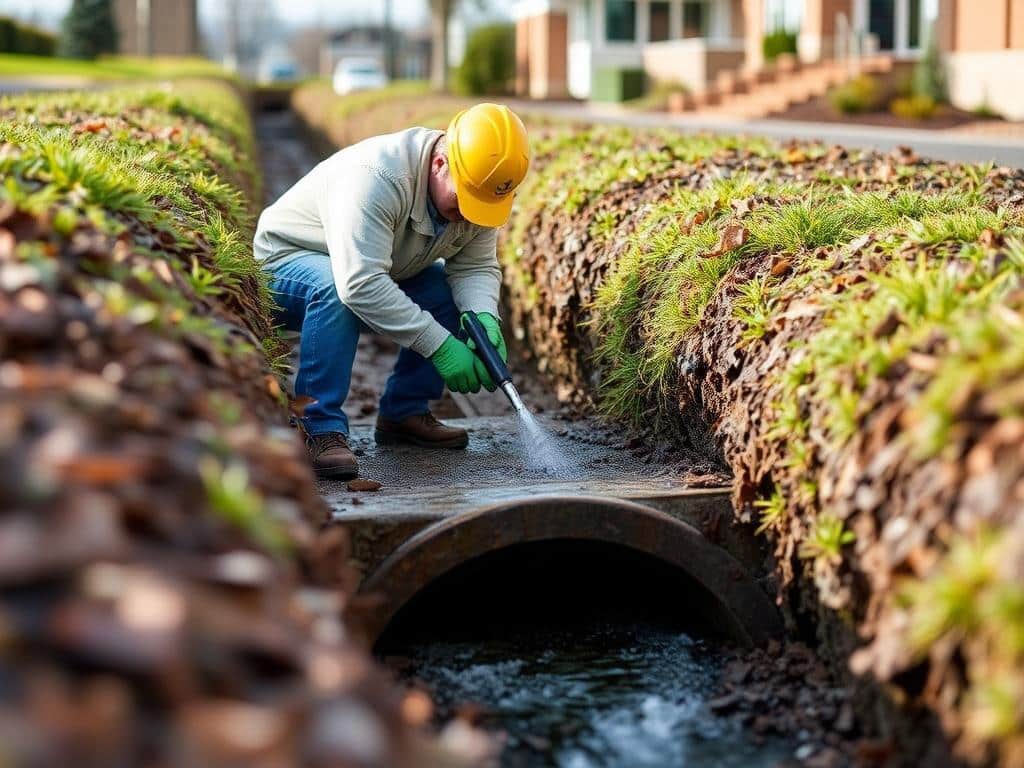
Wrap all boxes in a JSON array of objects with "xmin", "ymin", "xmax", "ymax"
[{"xmin": 332, "ymin": 58, "xmax": 388, "ymax": 95}]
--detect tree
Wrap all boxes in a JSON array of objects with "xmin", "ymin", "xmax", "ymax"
[
  {"xmin": 456, "ymin": 23, "xmax": 514, "ymax": 95},
  {"xmin": 429, "ymin": 0, "xmax": 486, "ymax": 92},
  {"xmin": 60, "ymin": 0, "xmax": 118, "ymax": 60},
  {"xmin": 429, "ymin": 0, "xmax": 452, "ymax": 91}
]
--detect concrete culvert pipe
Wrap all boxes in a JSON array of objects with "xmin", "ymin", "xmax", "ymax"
[{"xmin": 352, "ymin": 496, "xmax": 783, "ymax": 649}]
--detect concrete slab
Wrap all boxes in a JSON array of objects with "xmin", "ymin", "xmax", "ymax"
[
  {"xmin": 321, "ymin": 415, "xmax": 712, "ymax": 522},
  {"xmin": 320, "ymin": 415, "xmax": 738, "ymax": 575}
]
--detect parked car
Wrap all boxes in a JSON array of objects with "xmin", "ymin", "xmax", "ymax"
[{"xmin": 332, "ymin": 58, "xmax": 387, "ymax": 95}]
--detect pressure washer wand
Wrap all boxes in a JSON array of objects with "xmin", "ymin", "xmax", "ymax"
[{"xmin": 462, "ymin": 313, "xmax": 528, "ymax": 416}]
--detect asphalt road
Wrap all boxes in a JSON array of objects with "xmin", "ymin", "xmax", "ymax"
[{"xmin": 511, "ymin": 100, "xmax": 1024, "ymax": 168}]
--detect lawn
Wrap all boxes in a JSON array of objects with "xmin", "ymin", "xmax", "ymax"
[{"xmin": 0, "ymin": 52, "xmax": 234, "ymax": 81}]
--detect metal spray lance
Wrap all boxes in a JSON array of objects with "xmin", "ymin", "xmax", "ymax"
[{"xmin": 461, "ymin": 313, "xmax": 528, "ymax": 415}]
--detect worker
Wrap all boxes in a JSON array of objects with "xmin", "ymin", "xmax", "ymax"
[{"xmin": 253, "ymin": 104, "xmax": 531, "ymax": 479}]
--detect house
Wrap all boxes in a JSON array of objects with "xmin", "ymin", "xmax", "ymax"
[
  {"xmin": 513, "ymin": 0, "xmax": 1023, "ymax": 118},
  {"xmin": 114, "ymin": 0, "xmax": 199, "ymax": 57},
  {"xmin": 319, "ymin": 26, "xmax": 432, "ymax": 80}
]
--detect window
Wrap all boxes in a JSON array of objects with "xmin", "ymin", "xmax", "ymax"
[
  {"xmin": 605, "ymin": 0, "xmax": 637, "ymax": 42},
  {"xmin": 908, "ymin": 0, "xmax": 922, "ymax": 49},
  {"xmin": 649, "ymin": 1, "xmax": 670, "ymax": 42},
  {"xmin": 868, "ymin": 0, "xmax": 895, "ymax": 51},
  {"xmin": 682, "ymin": 0, "xmax": 709, "ymax": 38}
]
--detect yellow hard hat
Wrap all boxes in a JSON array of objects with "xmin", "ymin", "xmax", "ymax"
[{"xmin": 446, "ymin": 103, "xmax": 530, "ymax": 228}]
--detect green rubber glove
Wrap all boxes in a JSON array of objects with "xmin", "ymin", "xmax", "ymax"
[
  {"xmin": 461, "ymin": 312, "xmax": 508, "ymax": 363},
  {"xmin": 430, "ymin": 335, "xmax": 483, "ymax": 394}
]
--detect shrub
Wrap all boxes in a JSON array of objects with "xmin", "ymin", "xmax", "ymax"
[
  {"xmin": 972, "ymin": 102, "xmax": 1000, "ymax": 119},
  {"xmin": 0, "ymin": 16, "xmax": 58, "ymax": 56},
  {"xmin": 829, "ymin": 74, "xmax": 882, "ymax": 114},
  {"xmin": 60, "ymin": 0, "xmax": 118, "ymax": 60},
  {"xmin": 763, "ymin": 29, "xmax": 797, "ymax": 61},
  {"xmin": 913, "ymin": 24, "xmax": 946, "ymax": 103},
  {"xmin": 623, "ymin": 79, "xmax": 688, "ymax": 111},
  {"xmin": 455, "ymin": 23, "xmax": 514, "ymax": 96},
  {"xmin": 890, "ymin": 93, "xmax": 938, "ymax": 120}
]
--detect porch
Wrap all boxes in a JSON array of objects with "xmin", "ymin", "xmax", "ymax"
[{"xmin": 514, "ymin": 0, "xmax": 754, "ymax": 100}]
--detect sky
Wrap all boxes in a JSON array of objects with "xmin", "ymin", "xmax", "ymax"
[{"xmin": 0, "ymin": 0, "xmax": 440, "ymax": 32}]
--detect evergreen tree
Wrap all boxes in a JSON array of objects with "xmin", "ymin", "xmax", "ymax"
[{"xmin": 60, "ymin": 0, "xmax": 118, "ymax": 60}]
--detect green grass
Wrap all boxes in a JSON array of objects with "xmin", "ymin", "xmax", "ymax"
[
  {"xmin": 799, "ymin": 515, "xmax": 855, "ymax": 562},
  {"xmin": 0, "ymin": 53, "xmax": 234, "ymax": 81},
  {"xmin": 1, "ymin": 80, "xmax": 289, "ymax": 552},
  {"xmin": 586, "ymin": 181, "xmax": 1002, "ymax": 428}
]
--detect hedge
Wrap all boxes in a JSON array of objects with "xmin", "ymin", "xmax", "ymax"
[{"xmin": 0, "ymin": 16, "xmax": 57, "ymax": 56}]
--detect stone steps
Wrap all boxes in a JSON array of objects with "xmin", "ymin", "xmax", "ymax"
[{"xmin": 669, "ymin": 53, "xmax": 895, "ymax": 120}]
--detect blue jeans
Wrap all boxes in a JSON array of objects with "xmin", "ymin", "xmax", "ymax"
[{"xmin": 267, "ymin": 251, "xmax": 458, "ymax": 436}]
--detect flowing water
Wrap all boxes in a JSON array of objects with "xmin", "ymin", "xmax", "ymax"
[{"xmin": 392, "ymin": 621, "xmax": 794, "ymax": 768}]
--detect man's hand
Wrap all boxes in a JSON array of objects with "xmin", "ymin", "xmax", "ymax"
[
  {"xmin": 430, "ymin": 335, "xmax": 493, "ymax": 393},
  {"xmin": 461, "ymin": 312, "xmax": 508, "ymax": 363}
]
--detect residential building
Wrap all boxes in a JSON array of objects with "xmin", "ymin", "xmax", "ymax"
[
  {"xmin": 114, "ymin": 0, "xmax": 199, "ymax": 56},
  {"xmin": 934, "ymin": 0, "xmax": 1024, "ymax": 119},
  {"xmin": 319, "ymin": 25, "xmax": 432, "ymax": 80},
  {"xmin": 513, "ymin": 0, "xmax": 1023, "ymax": 118}
]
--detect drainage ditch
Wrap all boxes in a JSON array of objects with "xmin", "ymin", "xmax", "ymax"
[
  {"xmin": 253, "ymin": 104, "xmax": 845, "ymax": 767},
  {"xmin": 377, "ymin": 540, "xmax": 795, "ymax": 768}
]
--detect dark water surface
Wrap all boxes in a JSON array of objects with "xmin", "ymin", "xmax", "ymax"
[{"xmin": 395, "ymin": 621, "xmax": 794, "ymax": 768}]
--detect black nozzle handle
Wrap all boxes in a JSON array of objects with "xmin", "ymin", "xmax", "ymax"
[{"xmin": 462, "ymin": 313, "xmax": 512, "ymax": 386}]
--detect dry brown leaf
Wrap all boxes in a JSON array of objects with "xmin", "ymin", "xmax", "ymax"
[
  {"xmin": 872, "ymin": 309, "xmax": 902, "ymax": 339},
  {"xmin": 347, "ymin": 479, "xmax": 382, "ymax": 492},
  {"xmin": 769, "ymin": 257, "xmax": 792, "ymax": 277},
  {"xmin": 679, "ymin": 210, "xmax": 707, "ymax": 235},
  {"xmin": 289, "ymin": 395, "xmax": 317, "ymax": 418},
  {"xmin": 783, "ymin": 147, "xmax": 808, "ymax": 164},
  {"xmin": 74, "ymin": 119, "xmax": 107, "ymax": 135},
  {"xmin": 705, "ymin": 222, "xmax": 748, "ymax": 258},
  {"xmin": 56, "ymin": 455, "xmax": 150, "ymax": 485}
]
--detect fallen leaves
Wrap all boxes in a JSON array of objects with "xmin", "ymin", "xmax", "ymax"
[
  {"xmin": 499, "ymin": 122, "xmax": 1024, "ymax": 765},
  {"xmin": 704, "ymin": 222, "xmax": 748, "ymax": 258},
  {"xmin": 0, "ymin": 86, "xmax": 433, "ymax": 768}
]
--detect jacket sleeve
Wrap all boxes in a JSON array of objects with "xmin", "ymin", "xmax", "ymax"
[
  {"xmin": 445, "ymin": 225, "xmax": 502, "ymax": 320},
  {"xmin": 319, "ymin": 166, "xmax": 451, "ymax": 357}
]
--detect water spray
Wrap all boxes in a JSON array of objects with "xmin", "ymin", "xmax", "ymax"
[{"xmin": 463, "ymin": 313, "xmax": 579, "ymax": 477}]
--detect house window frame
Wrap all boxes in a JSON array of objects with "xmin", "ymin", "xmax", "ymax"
[
  {"xmin": 648, "ymin": 0, "xmax": 672, "ymax": 42},
  {"xmin": 856, "ymin": 0, "xmax": 931, "ymax": 56},
  {"xmin": 604, "ymin": 0, "xmax": 638, "ymax": 43},
  {"xmin": 681, "ymin": 0, "xmax": 711, "ymax": 39}
]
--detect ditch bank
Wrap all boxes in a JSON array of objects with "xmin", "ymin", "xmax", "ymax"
[
  {"xmin": 502, "ymin": 124, "xmax": 1024, "ymax": 766},
  {"xmin": 0, "ymin": 80, "xmax": 467, "ymax": 767},
  {"xmin": 290, "ymin": 83, "xmax": 1024, "ymax": 766}
]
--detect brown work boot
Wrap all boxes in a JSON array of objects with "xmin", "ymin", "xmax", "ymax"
[
  {"xmin": 375, "ymin": 412, "xmax": 468, "ymax": 449},
  {"xmin": 306, "ymin": 431, "xmax": 359, "ymax": 479}
]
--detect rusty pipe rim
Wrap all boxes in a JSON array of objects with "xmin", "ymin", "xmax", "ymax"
[{"xmin": 352, "ymin": 495, "xmax": 783, "ymax": 648}]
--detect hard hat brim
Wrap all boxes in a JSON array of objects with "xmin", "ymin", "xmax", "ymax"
[{"xmin": 452, "ymin": 171, "xmax": 515, "ymax": 228}]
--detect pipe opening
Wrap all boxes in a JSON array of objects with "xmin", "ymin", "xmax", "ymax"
[
  {"xmin": 374, "ymin": 538, "xmax": 740, "ymax": 653},
  {"xmin": 371, "ymin": 538, "xmax": 797, "ymax": 767}
]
